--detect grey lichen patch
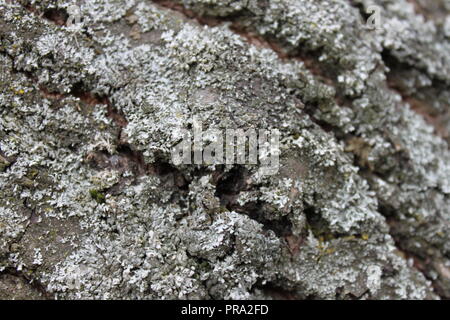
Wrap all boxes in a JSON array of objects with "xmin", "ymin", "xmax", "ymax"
[{"xmin": 0, "ymin": 0, "xmax": 448, "ymax": 299}]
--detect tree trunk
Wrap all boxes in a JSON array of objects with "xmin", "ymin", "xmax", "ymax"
[{"xmin": 1, "ymin": 0, "xmax": 450, "ymax": 299}]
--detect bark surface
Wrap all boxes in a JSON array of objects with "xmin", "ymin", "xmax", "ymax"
[{"xmin": 1, "ymin": 0, "xmax": 450, "ymax": 299}]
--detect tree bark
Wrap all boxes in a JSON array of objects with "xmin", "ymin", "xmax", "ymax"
[{"xmin": 1, "ymin": 0, "xmax": 450, "ymax": 299}]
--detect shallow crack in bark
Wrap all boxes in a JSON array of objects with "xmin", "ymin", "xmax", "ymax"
[
  {"xmin": 0, "ymin": 267, "xmax": 52, "ymax": 299},
  {"xmin": 18, "ymin": 0, "xmax": 68, "ymax": 26},
  {"xmin": 405, "ymin": 0, "xmax": 449, "ymax": 22},
  {"xmin": 48, "ymin": 83, "xmax": 191, "ymax": 194},
  {"xmin": 151, "ymin": 0, "xmax": 335, "ymax": 84},
  {"xmin": 214, "ymin": 166, "xmax": 294, "ymax": 238},
  {"xmin": 381, "ymin": 50, "xmax": 450, "ymax": 141},
  {"xmin": 3, "ymin": 43, "xmax": 188, "ymax": 196},
  {"xmin": 392, "ymin": 87, "xmax": 449, "ymax": 141},
  {"xmin": 390, "ymin": 240, "xmax": 446, "ymax": 298},
  {"xmin": 19, "ymin": 4, "xmax": 193, "ymax": 191},
  {"xmin": 380, "ymin": 205, "xmax": 449, "ymax": 299},
  {"xmin": 349, "ymin": 2, "xmax": 450, "ymax": 142}
]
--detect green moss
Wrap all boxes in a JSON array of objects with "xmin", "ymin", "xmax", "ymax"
[{"xmin": 89, "ymin": 189, "xmax": 106, "ymax": 204}]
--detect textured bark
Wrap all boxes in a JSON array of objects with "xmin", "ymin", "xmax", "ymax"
[{"xmin": 1, "ymin": 0, "xmax": 450, "ymax": 299}]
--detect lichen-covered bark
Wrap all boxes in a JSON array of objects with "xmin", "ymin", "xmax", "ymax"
[{"xmin": 0, "ymin": 0, "xmax": 449, "ymax": 299}]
